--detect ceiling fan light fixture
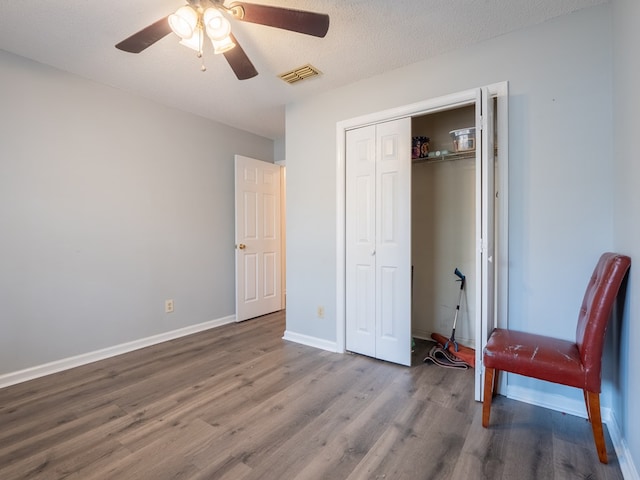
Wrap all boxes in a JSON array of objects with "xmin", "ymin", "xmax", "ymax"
[
  {"xmin": 115, "ymin": 2, "xmax": 329, "ymax": 80},
  {"xmin": 203, "ymin": 8, "xmax": 231, "ymax": 41},
  {"xmin": 211, "ymin": 35, "xmax": 236, "ymax": 54},
  {"xmin": 168, "ymin": 5, "xmax": 198, "ymax": 39},
  {"xmin": 178, "ymin": 27, "xmax": 204, "ymax": 52}
]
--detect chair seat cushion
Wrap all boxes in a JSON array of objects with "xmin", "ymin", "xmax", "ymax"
[{"xmin": 483, "ymin": 328, "xmax": 589, "ymax": 390}]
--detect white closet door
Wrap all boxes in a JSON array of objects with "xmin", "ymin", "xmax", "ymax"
[
  {"xmin": 345, "ymin": 125, "xmax": 377, "ymax": 358},
  {"xmin": 374, "ymin": 118, "xmax": 412, "ymax": 366},
  {"xmin": 345, "ymin": 118, "xmax": 412, "ymax": 366},
  {"xmin": 475, "ymin": 88, "xmax": 496, "ymax": 400}
]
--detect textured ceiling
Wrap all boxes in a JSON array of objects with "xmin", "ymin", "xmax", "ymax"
[{"xmin": 0, "ymin": 0, "xmax": 607, "ymax": 139}]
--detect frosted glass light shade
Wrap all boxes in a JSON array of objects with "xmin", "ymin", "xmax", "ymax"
[
  {"xmin": 179, "ymin": 28, "xmax": 203, "ymax": 51},
  {"xmin": 203, "ymin": 8, "xmax": 231, "ymax": 41},
  {"xmin": 211, "ymin": 35, "xmax": 236, "ymax": 54},
  {"xmin": 169, "ymin": 6, "xmax": 198, "ymax": 39}
]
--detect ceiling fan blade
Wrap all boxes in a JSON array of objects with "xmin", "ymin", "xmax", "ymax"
[
  {"xmin": 229, "ymin": 2, "xmax": 330, "ymax": 38},
  {"xmin": 115, "ymin": 16, "xmax": 172, "ymax": 53},
  {"xmin": 223, "ymin": 34, "xmax": 258, "ymax": 80}
]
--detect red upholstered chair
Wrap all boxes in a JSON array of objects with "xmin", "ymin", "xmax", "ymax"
[{"xmin": 482, "ymin": 252, "xmax": 631, "ymax": 464}]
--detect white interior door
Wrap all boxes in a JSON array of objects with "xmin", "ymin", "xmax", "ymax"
[
  {"xmin": 234, "ymin": 155, "xmax": 282, "ymax": 322},
  {"xmin": 345, "ymin": 118, "xmax": 412, "ymax": 366}
]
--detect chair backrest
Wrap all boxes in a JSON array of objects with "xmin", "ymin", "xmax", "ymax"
[{"xmin": 576, "ymin": 252, "xmax": 631, "ymax": 392}]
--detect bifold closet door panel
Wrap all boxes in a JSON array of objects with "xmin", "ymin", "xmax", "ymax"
[
  {"xmin": 345, "ymin": 125, "xmax": 376, "ymax": 358},
  {"xmin": 374, "ymin": 119, "xmax": 412, "ymax": 366},
  {"xmin": 345, "ymin": 118, "xmax": 412, "ymax": 366}
]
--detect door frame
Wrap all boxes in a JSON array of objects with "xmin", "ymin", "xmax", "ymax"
[{"xmin": 336, "ymin": 83, "xmax": 509, "ymax": 400}]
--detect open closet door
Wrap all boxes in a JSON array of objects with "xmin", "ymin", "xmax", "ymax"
[{"xmin": 476, "ymin": 87, "xmax": 496, "ymax": 400}]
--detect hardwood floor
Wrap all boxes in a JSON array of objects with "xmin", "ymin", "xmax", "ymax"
[{"xmin": 0, "ymin": 311, "xmax": 623, "ymax": 479}]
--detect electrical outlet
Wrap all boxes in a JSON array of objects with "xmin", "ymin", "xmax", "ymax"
[
  {"xmin": 317, "ymin": 306, "xmax": 325, "ymax": 319},
  {"xmin": 165, "ymin": 299, "xmax": 174, "ymax": 313}
]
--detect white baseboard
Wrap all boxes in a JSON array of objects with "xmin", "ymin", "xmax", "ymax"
[
  {"xmin": 506, "ymin": 384, "xmax": 589, "ymax": 419},
  {"xmin": 506, "ymin": 385, "xmax": 638, "ymax": 479},
  {"xmin": 607, "ymin": 411, "xmax": 640, "ymax": 480},
  {"xmin": 282, "ymin": 330, "xmax": 339, "ymax": 353},
  {"xmin": 0, "ymin": 314, "xmax": 236, "ymax": 389}
]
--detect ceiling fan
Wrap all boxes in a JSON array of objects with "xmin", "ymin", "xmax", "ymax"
[{"xmin": 115, "ymin": 0, "xmax": 330, "ymax": 80}]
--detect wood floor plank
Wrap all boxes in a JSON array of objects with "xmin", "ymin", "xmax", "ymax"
[
  {"xmin": 0, "ymin": 403, "xmax": 127, "ymax": 471},
  {"xmin": 497, "ymin": 398, "xmax": 555, "ymax": 480},
  {"xmin": 245, "ymin": 358, "xmax": 405, "ymax": 480},
  {"xmin": 0, "ymin": 409, "xmax": 135, "ymax": 480},
  {"xmin": 449, "ymin": 403, "xmax": 513, "ymax": 480},
  {"xmin": 343, "ymin": 383, "xmax": 472, "ymax": 480},
  {"xmin": 116, "ymin": 343, "xmax": 323, "ymax": 452},
  {"xmin": 0, "ymin": 311, "xmax": 624, "ymax": 480},
  {"xmin": 551, "ymin": 410, "xmax": 623, "ymax": 480},
  {"xmin": 80, "ymin": 418, "xmax": 213, "ymax": 480},
  {"xmin": 186, "ymin": 353, "xmax": 378, "ymax": 475}
]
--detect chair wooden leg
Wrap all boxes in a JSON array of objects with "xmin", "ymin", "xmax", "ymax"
[
  {"xmin": 585, "ymin": 390, "xmax": 608, "ymax": 464},
  {"xmin": 482, "ymin": 367, "xmax": 495, "ymax": 427},
  {"xmin": 583, "ymin": 390, "xmax": 592, "ymax": 423},
  {"xmin": 492, "ymin": 369, "xmax": 500, "ymax": 397}
]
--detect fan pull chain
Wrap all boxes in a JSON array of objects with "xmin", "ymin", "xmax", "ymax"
[{"xmin": 197, "ymin": 27, "xmax": 206, "ymax": 72}]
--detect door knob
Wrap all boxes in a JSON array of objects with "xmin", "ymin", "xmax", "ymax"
[{"xmin": 237, "ymin": 244, "xmax": 246, "ymax": 250}]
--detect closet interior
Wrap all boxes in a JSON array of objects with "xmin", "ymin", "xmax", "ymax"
[{"xmin": 411, "ymin": 105, "xmax": 477, "ymax": 349}]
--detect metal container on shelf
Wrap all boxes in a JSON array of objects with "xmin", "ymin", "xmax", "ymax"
[{"xmin": 449, "ymin": 127, "xmax": 475, "ymax": 152}]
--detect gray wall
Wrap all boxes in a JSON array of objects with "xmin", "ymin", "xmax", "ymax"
[
  {"xmin": 0, "ymin": 50, "xmax": 273, "ymax": 375},
  {"xmin": 613, "ymin": 0, "xmax": 640, "ymax": 471},
  {"xmin": 287, "ymin": 1, "xmax": 640, "ymax": 472},
  {"xmin": 285, "ymin": 0, "xmax": 628, "ymax": 456},
  {"xmin": 286, "ymin": 4, "xmax": 613, "ymax": 351}
]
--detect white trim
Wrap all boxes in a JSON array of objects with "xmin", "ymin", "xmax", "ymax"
[
  {"xmin": 506, "ymin": 385, "xmax": 589, "ymax": 419},
  {"xmin": 336, "ymin": 122, "xmax": 346, "ymax": 354},
  {"xmin": 492, "ymin": 81, "xmax": 509, "ymax": 333},
  {"xmin": 491, "ymin": 80, "xmax": 511, "ymax": 396},
  {"xmin": 282, "ymin": 330, "xmax": 339, "ymax": 353},
  {"xmin": 337, "ymin": 89, "xmax": 479, "ymax": 132},
  {"xmin": 608, "ymin": 411, "xmax": 640, "ymax": 480},
  {"xmin": 506, "ymin": 385, "xmax": 638, "ymax": 479},
  {"xmin": 281, "ymin": 165, "xmax": 287, "ymax": 309},
  {"xmin": 0, "ymin": 315, "xmax": 236, "ymax": 389}
]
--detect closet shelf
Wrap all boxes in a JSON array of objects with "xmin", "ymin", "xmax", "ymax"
[
  {"xmin": 412, "ymin": 150, "xmax": 476, "ymax": 164},
  {"xmin": 412, "ymin": 146, "xmax": 499, "ymax": 164}
]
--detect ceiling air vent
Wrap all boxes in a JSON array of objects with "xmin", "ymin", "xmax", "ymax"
[{"xmin": 278, "ymin": 64, "xmax": 321, "ymax": 84}]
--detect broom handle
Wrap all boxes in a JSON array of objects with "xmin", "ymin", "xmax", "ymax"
[{"xmin": 454, "ymin": 268, "xmax": 466, "ymax": 290}]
